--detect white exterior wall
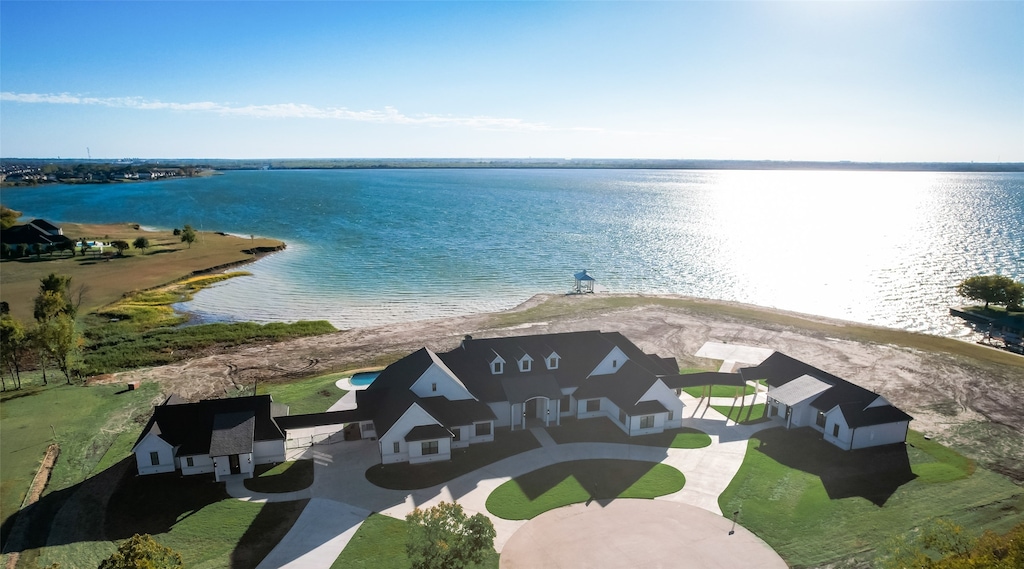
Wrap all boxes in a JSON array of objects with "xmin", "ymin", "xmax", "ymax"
[
  {"xmin": 212, "ymin": 452, "xmax": 255, "ymax": 481},
  {"xmin": 450, "ymin": 426, "xmax": 468, "ymax": 449},
  {"xmin": 360, "ymin": 421, "xmax": 377, "ymax": 439},
  {"xmin": 488, "ymin": 401, "xmax": 512, "ymax": 428},
  {"xmin": 410, "ymin": 362, "xmax": 473, "ymax": 400},
  {"xmin": 379, "ymin": 404, "xmax": 443, "ymax": 464},
  {"xmin": 787, "ymin": 401, "xmax": 818, "ymax": 429},
  {"xmin": 576, "ymin": 397, "xmax": 609, "ymax": 420},
  {"xmin": 254, "ymin": 439, "xmax": 286, "ymax": 465},
  {"xmin": 179, "ymin": 454, "xmax": 215, "ymax": 476},
  {"xmin": 822, "ymin": 409, "xmax": 854, "ymax": 450},
  {"xmin": 469, "ymin": 421, "xmax": 495, "ymax": 444},
  {"xmin": 627, "ymin": 413, "xmax": 666, "ymax": 436},
  {"xmin": 408, "ymin": 437, "xmax": 452, "ymax": 464},
  {"xmin": 133, "ymin": 434, "xmax": 176, "ymax": 476},
  {"xmin": 851, "ymin": 421, "xmax": 910, "ymax": 449},
  {"xmin": 639, "ymin": 380, "xmax": 684, "ymax": 430},
  {"xmin": 285, "ymin": 424, "xmax": 346, "ymax": 449},
  {"xmin": 589, "ymin": 347, "xmax": 629, "ymax": 376}
]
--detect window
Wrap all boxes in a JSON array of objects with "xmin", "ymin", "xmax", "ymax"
[
  {"xmin": 393, "ymin": 441, "xmax": 400, "ymax": 453},
  {"xmin": 475, "ymin": 422, "xmax": 491, "ymax": 437},
  {"xmin": 816, "ymin": 412, "xmax": 826, "ymax": 428},
  {"xmin": 619, "ymin": 409, "xmax": 627, "ymax": 424},
  {"xmin": 832, "ymin": 424, "xmax": 840, "ymax": 437},
  {"xmin": 612, "ymin": 359, "xmax": 618, "ymax": 368},
  {"xmin": 520, "ymin": 358, "xmax": 531, "ymax": 372},
  {"xmin": 641, "ymin": 415, "xmax": 655, "ymax": 429},
  {"xmin": 431, "ymin": 382, "xmax": 437, "ymax": 392},
  {"xmin": 666, "ymin": 410, "xmax": 673, "ymax": 421},
  {"xmin": 149, "ymin": 451, "xmax": 160, "ymax": 466},
  {"xmin": 492, "ymin": 361, "xmax": 503, "ymax": 374},
  {"xmin": 422, "ymin": 441, "xmax": 439, "ymax": 455},
  {"xmin": 547, "ymin": 356, "xmax": 559, "ymax": 370},
  {"xmin": 586, "ymin": 399, "xmax": 600, "ymax": 412},
  {"xmin": 452, "ymin": 428, "xmax": 461, "ymax": 441},
  {"xmin": 186, "ymin": 457, "xmax": 194, "ymax": 468}
]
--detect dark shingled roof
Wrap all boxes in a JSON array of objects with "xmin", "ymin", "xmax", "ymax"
[
  {"xmin": 209, "ymin": 411, "xmax": 256, "ymax": 456},
  {"xmin": 134, "ymin": 395, "xmax": 284, "ymax": 457},
  {"xmin": 573, "ymin": 360, "xmax": 663, "ymax": 414},
  {"xmin": 418, "ymin": 397, "xmax": 496, "ymax": 426},
  {"xmin": 741, "ymin": 351, "xmax": 913, "ymax": 429},
  {"xmin": 274, "ymin": 408, "xmax": 371, "ymax": 430},
  {"xmin": 405, "ymin": 424, "xmax": 452, "ymax": 442},
  {"xmin": 661, "ymin": 371, "xmax": 746, "ymax": 390},
  {"xmin": 500, "ymin": 374, "xmax": 563, "ymax": 403}
]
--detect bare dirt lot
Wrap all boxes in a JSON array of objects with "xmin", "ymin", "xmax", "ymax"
[{"xmin": 105, "ymin": 293, "xmax": 1024, "ymax": 482}]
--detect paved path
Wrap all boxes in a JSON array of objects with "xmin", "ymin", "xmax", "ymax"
[{"xmin": 232, "ymin": 391, "xmax": 778, "ymax": 568}]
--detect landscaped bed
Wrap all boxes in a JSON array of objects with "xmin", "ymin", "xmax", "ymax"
[
  {"xmin": 485, "ymin": 459, "xmax": 685, "ymax": 520},
  {"xmin": 331, "ymin": 513, "xmax": 498, "ymax": 569}
]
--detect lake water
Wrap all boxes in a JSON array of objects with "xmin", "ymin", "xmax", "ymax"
[{"xmin": 4, "ymin": 169, "xmax": 1023, "ymax": 337}]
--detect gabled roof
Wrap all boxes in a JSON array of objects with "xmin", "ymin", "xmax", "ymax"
[
  {"xmin": 661, "ymin": 371, "xmax": 746, "ymax": 390},
  {"xmin": 417, "ymin": 396, "xmax": 496, "ymax": 427},
  {"xmin": 209, "ymin": 411, "xmax": 255, "ymax": 456},
  {"xmin": 838, "ymin": 403, "xmax": 913, "ymax": 428},
  {"xmin": 405, "ymin": 424, "xmax": 452, "ymax": 442},
  {"xmin": 438, "ymin": 330, "xmax": 676, "ymax": 403},
  {"xmin": 767, "ymin": 374, "xmax": 832, "ymax": 407},
  {"xmin": 133, "ymin": 395, "xmax": 284, "ymax": 457},
  {"xmin": 743, "ymin": 351, "xmax": 913, "ymax": 428},
  {"xmin": 573, "ymin": 360, "xmax": 662, "ymax": 413},
  {"xmin": 29, "ymin": 219, "xmax": 60, "ymax": 232}
]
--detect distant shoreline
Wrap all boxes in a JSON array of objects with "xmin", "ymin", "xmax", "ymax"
[{"xmin": 3, "ymin": 157, "xmax": 1023, "ymax": 174}]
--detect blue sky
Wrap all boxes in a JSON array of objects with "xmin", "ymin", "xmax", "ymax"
[{"xmin": 1, "ymin": 1, "xmax": 1021, "ymax": 161}]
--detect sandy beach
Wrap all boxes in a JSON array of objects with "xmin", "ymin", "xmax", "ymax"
[{"xmin": 107, "ymin": 293, "xmax": 1024, "ymax": 482}]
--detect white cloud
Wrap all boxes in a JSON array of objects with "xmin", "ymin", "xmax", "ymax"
[{"xmin": 0, "ymin": 91, "xmax": 599, "ymax": 133}]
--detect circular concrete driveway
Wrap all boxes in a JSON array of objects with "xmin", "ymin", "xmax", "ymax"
[{"xmin": 500, "ymin": 499, "xmax": 787, "ymax": 569}]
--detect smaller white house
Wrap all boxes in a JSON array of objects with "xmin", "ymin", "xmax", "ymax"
[
  {"xmin": 132, "ymin": 394, "xmax": 288, "ymax": 481},
  {"xmin": 742, "ymin": 352, "xmax": 913, "ymax": 451}
]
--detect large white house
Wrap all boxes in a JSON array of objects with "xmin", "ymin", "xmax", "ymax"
[
  {"xmin": 740, "ymin": 352, "xmax": 913, "ymax": 450},
  {"xmin": 132, "ymin": 394, "xmax": 288, "ymax": 481},
  {"xmin": 276, "ymin": 331, "xmax": 683, "ymax": 464}
]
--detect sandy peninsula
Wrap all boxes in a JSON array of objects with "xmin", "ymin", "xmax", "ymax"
[{"xmin": 108, "ymin": 292, "xmax": 1024, "ymax": 482}]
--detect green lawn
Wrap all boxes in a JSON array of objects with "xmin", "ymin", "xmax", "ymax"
[
  {"xmin": 669, "ymin": 429, "xmax": 712, "ymax": 449},
  {"xmin": 244, "ymin": 460, "xmax": 315, "ymax": 493},
  {"xmin": 258, "ymin": 371, "xmax": 349, "ymax": 415},
  {"xmin": 718, "ymin": 428, "xmax": 1024, "ymax": 567},
  {"xmin": 683, "ymin": 384, "xmax": 756, "ymax": 398},
  {"xmin": 486, "ymin": 460, "xmax": 685, "ymax": 520},
  {"xmin": 1, "ymin": 380, "xmax": 161, "ymax": 539},
  {"xmin": 331, "ymin": 513, "xmax": 498, "ymax": 569},
  {"xmin": 711, "ymin": 403, "xmax": 766, "ymax": 424},
  {"xmin": 366, "ymin": 428, "xmax": 541, "ymax": 490}
]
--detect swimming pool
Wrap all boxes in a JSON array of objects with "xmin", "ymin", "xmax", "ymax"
[{"xmin": 350, "ymin": 371, "xmax": 381, "ymax": 386}]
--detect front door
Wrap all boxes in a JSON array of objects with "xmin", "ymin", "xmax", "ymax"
[
  {"xmin": 229, "ymin": 454, "xmax": 241, "ymax": 475},
  {"xmin": 525, "ymin": 399, "xmax": 538, "ymax": 417}
]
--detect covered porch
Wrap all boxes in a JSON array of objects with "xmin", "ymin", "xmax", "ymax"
[{"xmin": 502, "ymin": 375, "xmax": 565, "ymax": 431}]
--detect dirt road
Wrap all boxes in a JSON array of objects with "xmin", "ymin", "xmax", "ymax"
[{"xmin": 108, "ymin": 293, "xmax": 1024, "ymax": 481}]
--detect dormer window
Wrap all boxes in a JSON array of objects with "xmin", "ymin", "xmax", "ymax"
[
  {"xmin": 546, "ymin": 353, "xmax": 560, "ymax": 370},
  {"xmin": 492, "ymin": 361, "xmax": 504, "ymax": 374},
  {"xmin": 518, "ymin": 354, "xmax": 533, "ymax": 373}
]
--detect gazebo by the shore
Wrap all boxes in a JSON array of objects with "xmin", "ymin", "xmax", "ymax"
[{"xmin": 572, "ymin": 269, "xmax": 596, "ymax": 294}]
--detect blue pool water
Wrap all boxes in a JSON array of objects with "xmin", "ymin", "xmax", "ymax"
[{"xmin": 350, "ymin": 371, "xmax": 381, "ymax": 386}]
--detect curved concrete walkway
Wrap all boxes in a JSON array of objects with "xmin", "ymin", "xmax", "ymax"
[{"xmin": 238, "ymin": 391, "xmax": 777, "ymax": 569}]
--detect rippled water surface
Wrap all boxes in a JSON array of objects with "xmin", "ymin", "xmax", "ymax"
[{"xmin": 5, "ymin": 169, "xmax": 1022, "ymax": 336}]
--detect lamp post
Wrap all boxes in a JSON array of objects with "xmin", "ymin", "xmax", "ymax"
[{"xmin": 729, "ymin": 510, "xmax": 740, "ymax": 535}]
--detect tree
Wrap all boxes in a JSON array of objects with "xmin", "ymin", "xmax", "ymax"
[
  {"xmin": 179, "ymin": 225, "xmax": 197, "ymax": 248},
  {"xmin": 111, "ymin": 240, "xmax": 130, "ymax": 256},
  {"xmin": 0, "ymin": 315, "xmax": 28, "ymax": 390},
  {"xmin": 38, "ymin": 313, "xmax": 81, "ymax": 384},
  {"xmin": 132, "ymin": 237, "xmax": 150, "ymax": 252},
  {"xmin": 34, "ymin": 274, "xmax": 75, "ymax": 321},
  {"xmin": 0, "ymin": 205, "xmax": 21, "ymax": 229},
  {"xmin": 405, "ymin": 501, "xmax": 496, "ymax": 569},
  {"xmin": 97, "ymin": 534, "xmax": 183, "ymax": 569},
  {"xmin": 956, "ymin": 275, "xmax": 1024, "ymax": 310},
  {"xmin": 878, "ymin": 519, "xmax": 1023, "ymax": 569}
]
